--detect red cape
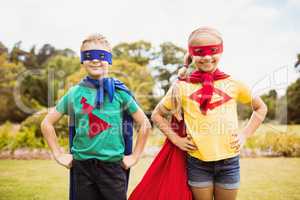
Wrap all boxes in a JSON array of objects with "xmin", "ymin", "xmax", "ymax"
[{"xmin": 129, "ymin": 117, "xmax": 192, "ymax": 200}]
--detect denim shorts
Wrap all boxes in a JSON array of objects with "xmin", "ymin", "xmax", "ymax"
[{"xmin": 186, "ymin": 155, "xmax": 240, "ymax": 189}]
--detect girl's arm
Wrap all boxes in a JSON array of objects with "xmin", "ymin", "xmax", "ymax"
[
  {"xmin": 232, "ymin": 96, "xmax": 268, "ymax": 151},
  {"xmin": 41, "ymin": 107, "xmax": 73, "ymax": 168},
  {"xmin": 151, "ymin": 104, "xmax": 197, "ymax": 151}
]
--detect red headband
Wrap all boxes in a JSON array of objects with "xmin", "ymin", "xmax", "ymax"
[{"xmin": 188, "ymin": 43, "xmax": 223, "ymax": 57}]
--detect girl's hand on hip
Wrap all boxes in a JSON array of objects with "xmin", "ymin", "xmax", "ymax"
[
  {"xmin": 173, "ymin": 135, "xmax": 198, "ymax": 152},
  {"xmin": 231, "ymin": 133, "xmax": 247, "ymax": 153}
]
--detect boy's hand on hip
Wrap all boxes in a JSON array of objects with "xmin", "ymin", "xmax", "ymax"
[
  {"xmin": 54, "ymin": 153, "xmax": 73, "ymax": 169},
  {"xmin": 122, "ymin": 154, "xmax": 138, "ymax": 170}
]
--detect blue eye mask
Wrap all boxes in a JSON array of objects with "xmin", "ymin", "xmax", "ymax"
[{"xmin": 80, "ymin": 50, "xmax": 112, "ymax": 64}]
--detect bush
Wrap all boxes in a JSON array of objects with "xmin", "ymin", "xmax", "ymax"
[
  {"xmin": 12, "ymin": 126, "xmax": 46, "ymax": 149},
  {"xmin": 20, "ymin": 109, "xmax": 69, "ymax": 138},
  {"xmin": 245, "ymin": 131, "xmax": 300, "ymax": 157},
  {"xmin": 0, "ymin": 118, "xmax": 69, "ymax": 151},
  {"xmin": 0, "ymin": 121, "xmax": 15, "ymax": 150}
]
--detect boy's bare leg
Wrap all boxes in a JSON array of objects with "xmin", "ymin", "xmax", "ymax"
[
  {"xmin": 214, "ymin": 187, "xmax": 238, "ymax": 200},
  {"xmin": 191, "ymin": 186, "xmax": 213, "ymax": 200}
]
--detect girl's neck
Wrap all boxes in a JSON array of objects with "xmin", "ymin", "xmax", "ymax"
[{"xmin": 196, "ymin": 68, "xmax": 218, "ymax": 74}]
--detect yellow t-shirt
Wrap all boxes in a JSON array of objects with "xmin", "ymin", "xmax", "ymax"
[{"xmin": 160, "ymin": 77, "xmax": 252, "ymax": 161}]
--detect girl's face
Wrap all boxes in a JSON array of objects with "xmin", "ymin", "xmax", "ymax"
[{"xmin": 189, "ymin": 34, "xmax": 222, "ymax": 72}]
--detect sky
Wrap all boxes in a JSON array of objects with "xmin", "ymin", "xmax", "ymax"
[{"xmin": 1, "ymin": 0, "xmax": 300, "ymax": 96}]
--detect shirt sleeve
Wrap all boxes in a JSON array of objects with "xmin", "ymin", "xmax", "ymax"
[
  {"xmin": 55, "ymin": 89, "xmax": 73, "ymax": 115},
  {"xmin": 158, "ymin": 81, "xmax": 180, "ymax": 111},
  {"xmin": 119, "ymin": 90, "xmax": 139, "ymax": 114},
  {"xmin": 235, "ymin": 80, "xmax": 252, "ymax": 104}
]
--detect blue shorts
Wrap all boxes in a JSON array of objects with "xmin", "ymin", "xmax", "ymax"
[{"xmin": 186, "ymin": 154, "xmax": 240, "ymax": 189}]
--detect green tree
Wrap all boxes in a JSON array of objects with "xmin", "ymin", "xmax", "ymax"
[
  {"xmin": 0, "ymin": 41, "xmax": 8, "ymax": 55},
  {"xmin": 22, "ymin": 46, "xmax": 38, "ymax": 68},
  {"xmin": 112, "ymin": 41, "xmax": 153, "ymax": 66},
  {"xmin": 261, "ymin": 89, "xmax": 277, "ymax": 121},
  {"xmin": 154, "ymin": 42, "xmax": 186, "ymax": 94},
  {"xmin": 9, "ymin": 41, "xmax": 29, "ymax": 64},
  {"xmin": 3, "ymin": 42, "xmax": 78, "ymax": 108},
  {"xmin": 294, "ymin": 53, "xmax": 300, "ymax": 69},
  {"xmin": 277, "ymin": 95, "xmax": 287, "ymax": 124},
  {"xmin": 22, "ymin": 55, "xmax": 80, "ymax": 107},
  {"xmin": 237, "ymin": 103, "xmax": 252, "ymax": 120},
  {"xmin": 286, "ymin": 78, "xmax": 300, "ymax": 124},
  {"xmin": 35, "ymin": 44, "xmax": 57, "ymax": 66},
  {"xmin": 111, "ymin": 59, "xmax": 155, "ymax": 112},
  {"xmin": 0, "ymin": 53, "xmax": 42, "ymax": 122}
]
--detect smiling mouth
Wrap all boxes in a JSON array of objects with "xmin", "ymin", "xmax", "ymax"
[
  {"xmin": 199, "ymin": 61, "xmax": 215, "ymax": 64},
  {"xmin": 89, "ymin": 65, "xmax": 104, "ymax": 69}
]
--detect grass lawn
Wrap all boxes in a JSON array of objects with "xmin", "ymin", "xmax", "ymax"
[{"xmin": 0, "ymin": 158, "xmax": 300, "ymax": 200}]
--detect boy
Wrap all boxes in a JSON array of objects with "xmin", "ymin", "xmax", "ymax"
[{"xmin": 41, "ymin": 34, "xmax": 151, "ymax": 200}]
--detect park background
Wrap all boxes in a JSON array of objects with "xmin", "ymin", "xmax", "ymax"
[{"xmin": 0, "ymin": 0, "xmax": 300, "ymax": 199}]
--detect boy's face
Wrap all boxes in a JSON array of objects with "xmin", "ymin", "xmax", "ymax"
[
  {"xmin": 189, "ymin": 34, "xmax": 222, "ymax": 73},
  {"xmin": 82, "ymin": 43, "xmax": 110, "ymax": 79}
]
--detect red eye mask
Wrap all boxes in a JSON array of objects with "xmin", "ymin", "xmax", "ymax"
[{"xmin": 188, "ymin": 43, "xmax": 223, "ymax": 57}]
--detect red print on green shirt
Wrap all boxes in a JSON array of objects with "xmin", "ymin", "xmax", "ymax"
[{"xmin": 80, "ymin": 97, "xmax": 111, "ymax": 138}]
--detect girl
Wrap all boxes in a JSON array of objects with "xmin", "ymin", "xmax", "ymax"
[{"xmin": 150, "ymin": 27, "xmax": 267, "ymax": 200}]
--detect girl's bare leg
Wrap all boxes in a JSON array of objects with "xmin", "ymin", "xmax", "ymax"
[
  {"xmin": 214, "ymin": 186, "xmax": 238, "ymax": 200},
  {"xmin": 190, "ymin": 186, "xmax": 214, "ymax": 200}
]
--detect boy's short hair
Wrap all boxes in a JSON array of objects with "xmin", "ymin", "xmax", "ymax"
[{"xmin": 80, "ymin": 34, "xmax": 112, "ymax": 52}]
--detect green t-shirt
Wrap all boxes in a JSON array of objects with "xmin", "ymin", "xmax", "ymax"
[{"xmin": 55, "ymin": 84, "xmax": 139, "ymax": 162}]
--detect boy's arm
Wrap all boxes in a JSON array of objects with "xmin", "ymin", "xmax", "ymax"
[
  {"xmin": 232, "ymin": 96, "xmax": 268, "ymax": 152},
  {"xmin": 122, "ymin": 108, "xmax": 151, "ymax": 169},
  {"xmin": 41, "ymin": 107, "xmax": 73, "ymax": 169}
]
